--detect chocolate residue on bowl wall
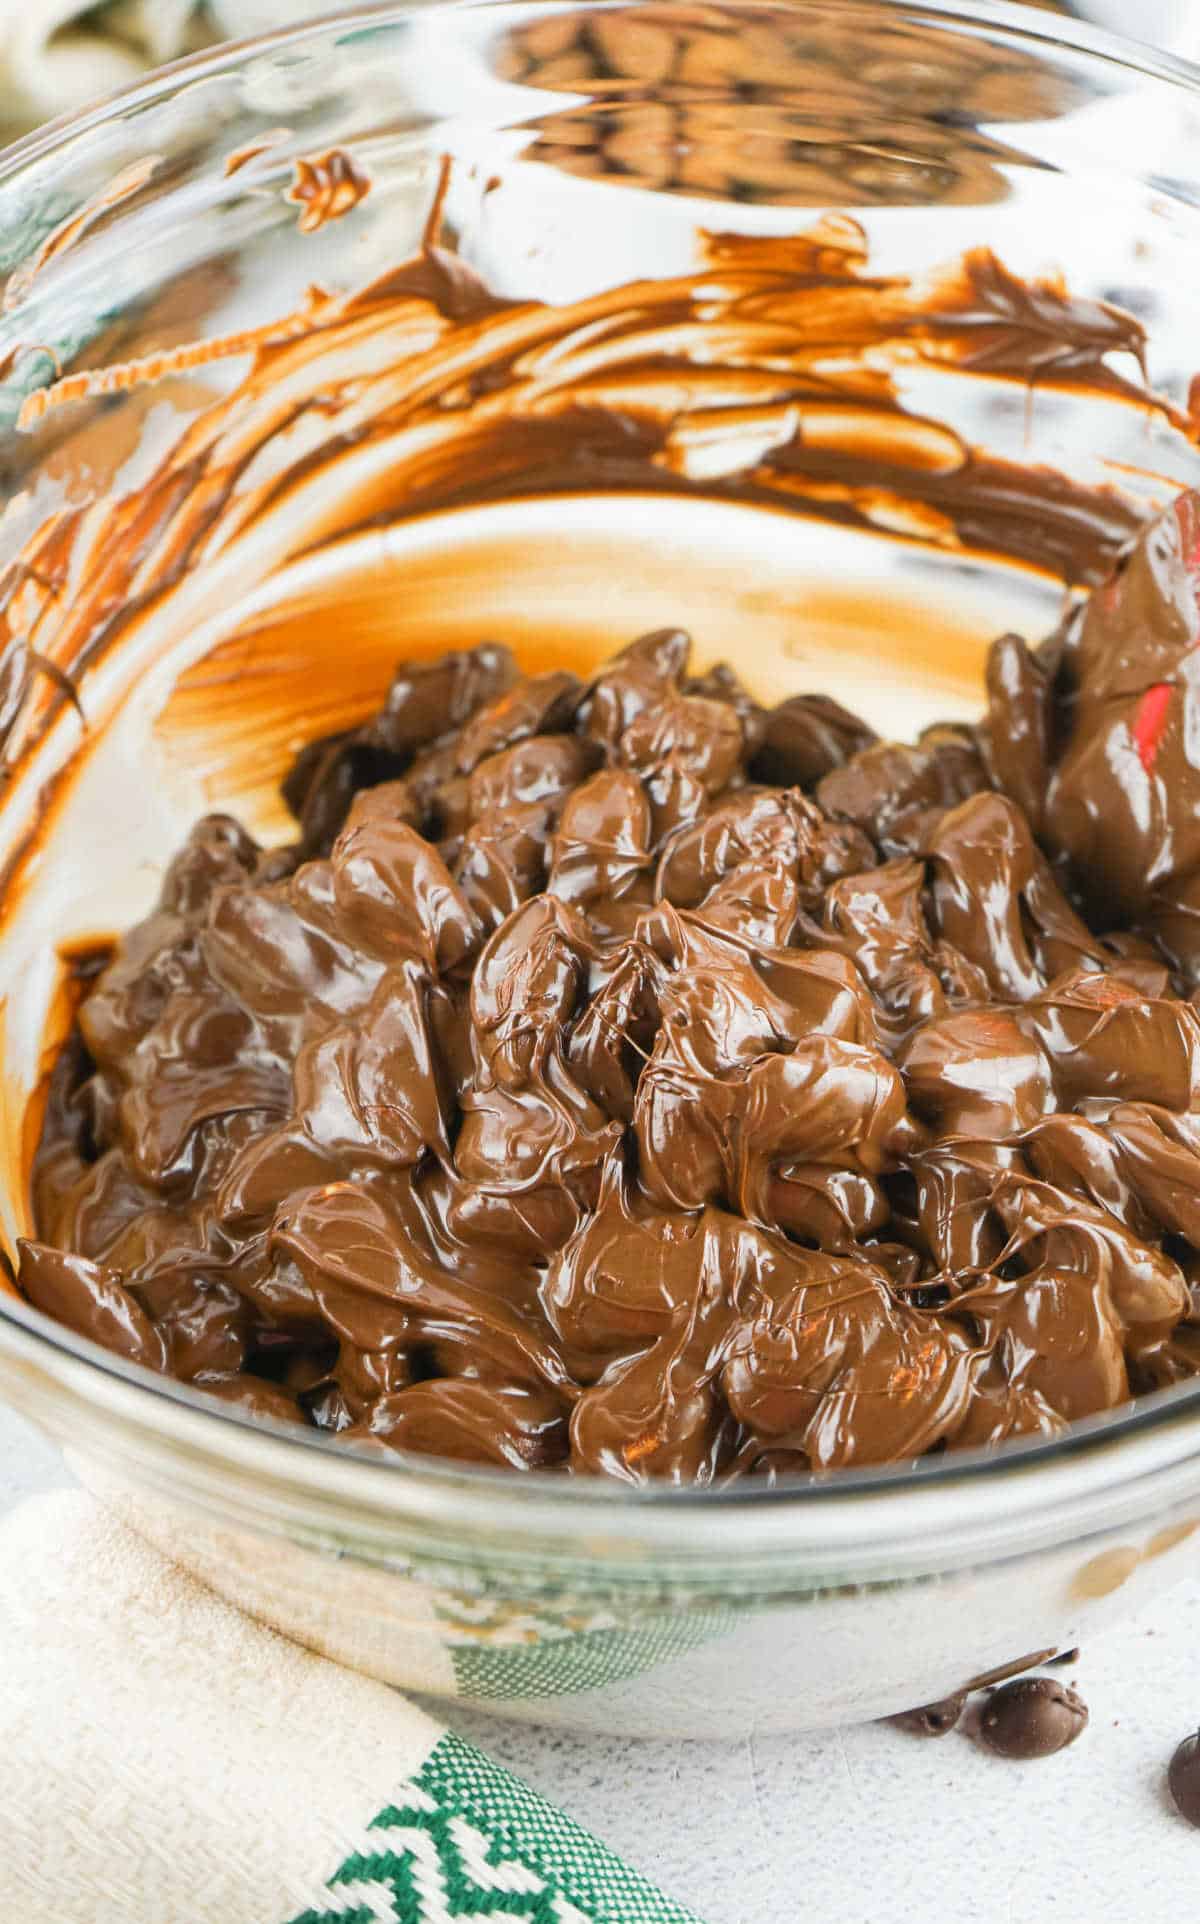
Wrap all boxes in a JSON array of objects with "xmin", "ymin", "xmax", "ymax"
[{"xmin": 0, "ymin": 199, "xmax": 1181, "ymax": 791}]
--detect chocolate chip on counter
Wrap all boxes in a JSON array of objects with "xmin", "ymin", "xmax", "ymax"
[
  {"xmin": 977, "ymin": 1678, "xmax": 1089, "ymax": 1760},
  {"xmin": 1168, "ymin": 1733, "xmax": 1200, "ymax": 1826},
  {"xmin": 890, "ymin": 1693, "xmax": 966, "ymax": 1738}
]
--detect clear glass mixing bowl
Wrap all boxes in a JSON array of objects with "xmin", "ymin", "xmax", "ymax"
[{"xmin": 2, "ymin": 0, "xmax": 1200, "ymax": 1735}]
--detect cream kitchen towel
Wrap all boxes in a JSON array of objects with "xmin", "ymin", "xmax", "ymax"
[
  {"xmin": 0, "ymin": 1, "xmax": 198, "ymax": 131},
  {"xmin": 0, "ymin": 1490, "xmax": 703, "ymax": 1924},
  {"xmin": 0, "ymin": 2, "xmax": 333, "ymax": 134}
]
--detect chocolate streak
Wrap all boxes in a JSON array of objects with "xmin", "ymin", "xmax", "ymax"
[
  {"xmin": 11, "ymin": 221, "xmax": 1200, "ymax": 1480},
  {"xmin": 0, "ymin": 216, "xmax": 1165, "ymax": 740}
]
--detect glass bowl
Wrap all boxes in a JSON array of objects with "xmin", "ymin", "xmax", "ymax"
[{"xmin": 1, "ymin": 0, "xmax": 1200, "ymax": 1736}]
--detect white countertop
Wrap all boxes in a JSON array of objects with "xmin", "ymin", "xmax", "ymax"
[{"xmin": 2, "ymin": 1400, "xmax": 1194, "ymax": 1920}]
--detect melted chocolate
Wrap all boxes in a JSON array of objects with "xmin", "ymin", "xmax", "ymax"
[
  {"xmin": 20, "ymin": 491, "xmax": 1200, "ymax": 1478},
  {"xmin": 8, "ymin": 197, "xmax": 1200, "ymax": 1480}
]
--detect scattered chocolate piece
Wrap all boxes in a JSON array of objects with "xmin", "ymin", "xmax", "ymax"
[
  {"xmin": 1168, "ymin": 1733, "xmax": 1200, "ymax": 1826},
  {"xmin": 977, "ymin": 1678, "xmax": 1089, "ymax": 1760},
  {"xmin": 962, "ymin": 1649, "xmax": 1058, "ymax": 1692},
  {"xmin": 891, "ymin": 1693, "xmax": 966, "ymax": 1738}
]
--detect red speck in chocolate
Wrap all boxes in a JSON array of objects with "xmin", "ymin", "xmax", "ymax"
[{"xmin": 1132, "ymin": 681, "xmax": 1173, "ymax": 772}]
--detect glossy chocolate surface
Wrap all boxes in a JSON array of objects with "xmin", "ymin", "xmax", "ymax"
[
  {"xmin": 12, "ymin": 198, "xmax": 1200, "ymax": 1479},
  {"xmin": 21, "ymin": 488, "xmax": 1200, "ymax": 1479}
]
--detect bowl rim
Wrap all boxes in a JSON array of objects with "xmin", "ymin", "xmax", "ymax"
[
  {"xmin": 2, "ymin": 0, "xmax": 1200, "ymax": 1546},
  {"xmin": 2, "ymin": 0, "xmax": 1200, "ymax": 189},
  {"xmin": 4, "ymin": 1289, "xmax": 1200, "ymax": 1570}
]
